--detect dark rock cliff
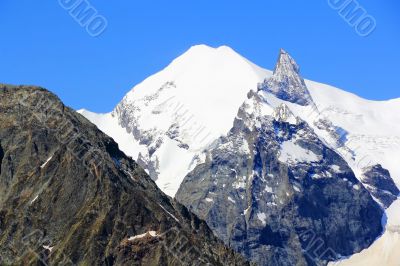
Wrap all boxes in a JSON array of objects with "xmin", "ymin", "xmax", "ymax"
[{"xmin": 361, "ymin": 164, "xmax": 399, "ymax": 209}]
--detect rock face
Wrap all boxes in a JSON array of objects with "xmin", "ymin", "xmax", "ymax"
[
  {"xmin": 0, "ymin": 85, "xmax": 250, "ymax": 266},
  {"xmin": 259, "ymin": 49, "xmax": 313, "ymax": 106},
  {"xmin": 361, "ymin": 164, "xmax": 399, "ymax": 209},
  {"xmin": 176, "ymin": 91, "xmax": 384, "ymax": 266},
  {"xmin": 112, "ymin": 82, "xmax": 176, "ymax": 181}
]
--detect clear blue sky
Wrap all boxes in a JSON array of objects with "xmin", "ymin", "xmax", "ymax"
[{"xmin": 1, "ymin": 1, "xmax": 399, "ymax": 112}]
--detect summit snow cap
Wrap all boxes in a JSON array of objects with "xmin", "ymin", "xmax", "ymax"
[{"xmin": 260, "ymin": 49, "xmax": 314, "ymax": 106}]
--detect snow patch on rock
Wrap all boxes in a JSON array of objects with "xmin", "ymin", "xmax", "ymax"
[{"xmin": 279, "ymin": 140, "xmax": 320, "ymax": 164}]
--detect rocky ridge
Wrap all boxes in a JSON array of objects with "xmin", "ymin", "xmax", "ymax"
[{"xmin": 0, "ymin": 84, "xmax": 250, "ymax": 266}]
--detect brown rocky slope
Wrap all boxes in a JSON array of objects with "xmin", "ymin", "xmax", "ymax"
[{"xmin": 0, "ymin": 84, "xmax": 250, "ymax": 266}]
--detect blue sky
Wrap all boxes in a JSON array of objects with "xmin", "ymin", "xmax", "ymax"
[{"xmin": 0, "ymin": 0, "xmax": 399, "ymax": 112}]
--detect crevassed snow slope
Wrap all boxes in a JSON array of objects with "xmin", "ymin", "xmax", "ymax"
[
  {"xmin": 262, "ymin": 82, "xmax": 400, "ymax": 187},
  {"xmin": 307, "ymin": 80, "xmax": 400, "ymax": 185}
]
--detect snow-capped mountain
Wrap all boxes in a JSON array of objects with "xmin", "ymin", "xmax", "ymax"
[
  {"xmin": 80, "ymin": 45, "xmax": 271, "ymax": 196},
  {"xmin": 80, "ymin": 45, "xmax": 400, "ymax": 265}
]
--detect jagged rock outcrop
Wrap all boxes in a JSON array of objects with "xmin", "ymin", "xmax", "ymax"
[
  {"xmin": 361, "ymin": 164, "xmax": 399, "ymax": 209},
  {"xmin": 176, "ymin": 91, "xmax": 384, "ymax": 266},
  {"xmin": 259, "ymin": 49, "xmax": 313, "ymax": 106},
  {"xmin": 0, "ymin": 84, "xmax": 250, "ymax": 266}
]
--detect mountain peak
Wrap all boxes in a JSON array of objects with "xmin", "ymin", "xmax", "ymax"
[
  {"xmin": 259, "ymin": 49, "xmax": 313, "ymax": 106},
  {"xmin": 275, "ymin": 48, "xmax": 300, "ymax": 75},
  {"xmin": 178, "ymin": 44, "xmax": 239, "ymax": 60},
  {"xmin": 187, "ymin": 44, "xmax": 236, "ymax": 53},
  {"xmin": 124, "ymin": 43, "xmax": 270, "ymax": 104}
]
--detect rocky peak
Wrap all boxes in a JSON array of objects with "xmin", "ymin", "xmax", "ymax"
[
  {"xmin": 275, "ymin": 49, "xmax": 301, "ymax": 76},
  {"xmin": 259, "ymin": 49, "xmax": 314, "ymax": 106},
  {"xmin": 361, "ymin": 164, "xmax": 400, "ymax": 209}
]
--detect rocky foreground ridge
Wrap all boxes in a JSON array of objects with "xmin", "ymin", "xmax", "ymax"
[{"xmin": 0, "ymin": 85, "xmax": 250, "ymax": 266}]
